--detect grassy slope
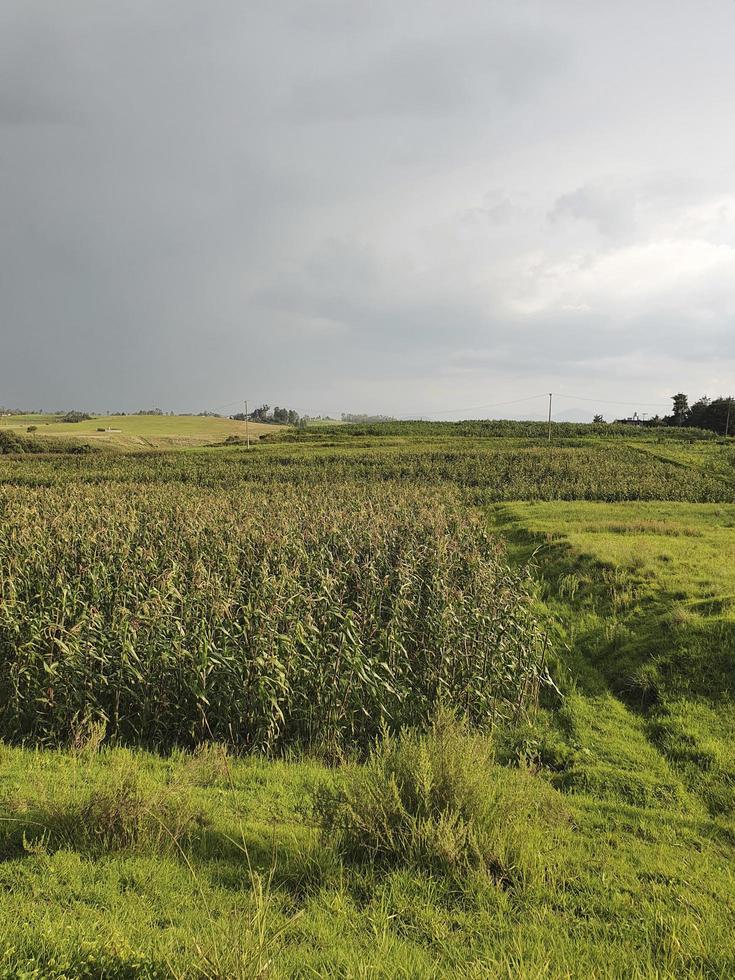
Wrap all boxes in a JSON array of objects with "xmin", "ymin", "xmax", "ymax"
[
  {"xmin": 0, "ymin": 413, "xmax": 280, "ymax": 448},
  {"xmin": 492, "ymin": 499, "xmax": 735, "ymax": 811}
]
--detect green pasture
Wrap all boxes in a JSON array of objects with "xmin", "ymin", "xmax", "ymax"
[
  {"xmin": 1, "ymin": 734, "xmax": 735, "ymax": 979},
  {"xmin": 493, "ymin": 498, "xmax": 735, "ymax": 816},
  {"xmin": 0, "ymin": 413, "xmax": 278, "ymax": 448}
]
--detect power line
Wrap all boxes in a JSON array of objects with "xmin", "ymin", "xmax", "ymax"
[
  {"xmin": 208, "ymin": 397, "xmax": 250, "ymax": 413},
  {"xmin": 400, "ymin": 391, "xmax": 670, "ymax": 419},
  {"xmin": 555, "ymin": 393, "xmax": 671, "ymax": 409},
  {"xmin": 418, "ymin": 393, "xmax": 549, "ymax": 418}
]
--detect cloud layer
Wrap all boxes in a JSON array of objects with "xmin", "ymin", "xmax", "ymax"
[{"xmin": 2, "ymin": 0, "xmax": 734, "ymax": 418}]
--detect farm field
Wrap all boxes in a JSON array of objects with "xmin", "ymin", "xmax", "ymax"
[
  {"xmin": 1, "ymin": 425, "xmax": 735, "ymax": 977},
  {"xmin": 0, "ymin": 413, "xmax": 279, "ymax": 449}
]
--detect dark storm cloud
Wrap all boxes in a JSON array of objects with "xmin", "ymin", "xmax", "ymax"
[{"xmin": 1, "ymin": 0, "xmax": 735, "ymax": 417}]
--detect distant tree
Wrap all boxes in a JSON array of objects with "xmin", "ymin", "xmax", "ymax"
[
  {"xmin": 593, "ymin": 414, "xmax": 605, "ymax": 424},
  {"xmin": 61, "ymin": 411, "xmax": 93, "ymax": 423},
  {"xmin": 250, "ymin": 404, "xmax": 271, "ymax": 423},
  {"xmin": 688, "ymin": 395, "xmax": 734, "ymax": 435},
  {"xmin": 670, "ymin": 393, "xmax": 690, "ymax": 426},
  {"xmin": 235, "ymin": 404, "xmax": 300, "ymax": 425}
]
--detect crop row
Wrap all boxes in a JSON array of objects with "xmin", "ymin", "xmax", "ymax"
[{"xmin": 0, "ymin": 443, "xmax": 732, "ymax": 502}]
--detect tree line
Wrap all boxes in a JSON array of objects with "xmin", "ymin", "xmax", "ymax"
[
  {"xmin": 597, "ymin": 394, "xmax": 734, "ymax": 435},
  {"xmin": 666, "ymin": 393, "xmax": 733, "ymax": 434},
  {"xmin": 231, "ymin": 405, "xmax": 300, "ymax": 425}
]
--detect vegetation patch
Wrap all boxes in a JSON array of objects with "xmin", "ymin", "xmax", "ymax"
[
  {"xmin": 1, "ymin": 430, "xmax": 735, "ymax": 974},
  {"xmin": 314, "ymin": 712, "xmax": 568, "ymax": 884}
]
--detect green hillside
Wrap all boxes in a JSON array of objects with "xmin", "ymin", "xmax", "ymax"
[{"xmin": 0, "ymin": 413, "xmax": 280, "ymax": 448}]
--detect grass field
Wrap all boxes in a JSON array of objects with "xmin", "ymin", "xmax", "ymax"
[
  {"xmin": 0, "ymin": 413, "xmax": 279, "ymax": 448},
  {"xmin": 492, "ymin": 500, "xmax": 735, "ymax": 813},
  {"xmin": 2, "ymin": 424, "xmax": 735, "ymax": 977}
]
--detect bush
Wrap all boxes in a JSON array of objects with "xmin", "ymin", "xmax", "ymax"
[
  {"xmin": 0, "ymin": 430, "xmax": 92, "ymax": 455},
  {"xmin": 0, "ymin": 430, "xmax": 40, "ymax": 454},
  {"xmin": 61, "ymin": 411, "xmax": 93, "ymax": 423},
  {"xmin": 313, "ymin": 711, "xmax": 568, "ymax": 884}
]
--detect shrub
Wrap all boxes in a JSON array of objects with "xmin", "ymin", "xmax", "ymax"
[
  {"xmin": 0, "ymin": 430, "xmax": 39, "ymax": 454},
  {"xmin": 61, "ymin": 411, "xmax": 93, "ymax": 423},
  {"xmin": 313, "ymin": 711, "xmax": 567, "ymax": 885}
]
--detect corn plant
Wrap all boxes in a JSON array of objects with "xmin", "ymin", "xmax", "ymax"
[{"xmin": 0, "ymin": 482, "xmax": 545, "ymax": 752}]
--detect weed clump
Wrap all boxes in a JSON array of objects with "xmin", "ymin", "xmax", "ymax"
[
  {"xmin": 184, "ymin": 741, "xmax": 231, "ymax": 787},
  {"xmin": 37, "ymin": 762, "xmax": 204, "ymax": 855},
  {"xmin": 314, "ymin": 712, "xmax": 567, "ymax": 885}
]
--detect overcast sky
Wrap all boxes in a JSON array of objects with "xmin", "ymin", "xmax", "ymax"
[{"xmin": 2, "ymin": 0, "xmax": 735, "ymax": 419}]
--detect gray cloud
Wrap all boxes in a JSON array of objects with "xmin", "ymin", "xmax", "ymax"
[
  {"xmin": 1, "ymin": 0, "xmax": 735, "ymax": 418},
  {"xmin": 549, "ymin": 186, "xmax": 638, "ymax": 238}
]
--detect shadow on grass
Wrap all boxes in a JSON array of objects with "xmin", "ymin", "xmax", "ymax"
[
  {"xmin": 489, "ymin": 503, "xmax": 735, "ymax": 817},
  {"xmin": 490, "ymin": 504, "xmax": 735, "ymax": 707}
]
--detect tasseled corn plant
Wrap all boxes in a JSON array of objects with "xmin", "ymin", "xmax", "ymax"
[{"xmin": 0, "ymin": 482, "xmax": 546, "ymax": 752}]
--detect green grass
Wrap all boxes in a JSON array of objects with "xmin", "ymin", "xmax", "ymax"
[
  {"xmin": 491, "ymin": 500, "xmax": 735, "ymax": 817},
  {"xmin": 1, "ymin": 733, "xmax": 735, "ymax": 978}
]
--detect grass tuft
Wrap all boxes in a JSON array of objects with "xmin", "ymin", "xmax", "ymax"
[{"xmin": 31, "ymin": 760, "xmax": 205, "ymax": 856}]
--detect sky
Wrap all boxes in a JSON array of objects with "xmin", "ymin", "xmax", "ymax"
[{"xmin": 2, "ymin": 0, "xmax": 735, "ymax": 420}]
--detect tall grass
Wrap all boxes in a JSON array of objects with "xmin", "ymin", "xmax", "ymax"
[{"xmin": 0, "ymin": 483, "xmax": 544, "ymax": 751}]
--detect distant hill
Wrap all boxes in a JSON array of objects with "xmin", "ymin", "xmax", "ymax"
[{"xmin": 0, "ymin": 413, "xmax": 281, "ymax": 449}]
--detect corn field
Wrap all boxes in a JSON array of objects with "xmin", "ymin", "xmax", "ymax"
[
  {"xmin": 1, "ymin": 442, "xmax": 732, "ymax": 502},
  {"xmin": 0, "ymin": 482, "xmax": 545, "ymax": 751}
]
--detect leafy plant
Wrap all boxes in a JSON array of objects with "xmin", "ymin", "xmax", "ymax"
[{"xmin": 313, "ymin": 710, "xmax": 567, "ymax": 884}]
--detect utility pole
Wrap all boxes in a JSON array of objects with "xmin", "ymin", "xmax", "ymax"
[
  {"xmin": 245, "ymin": 399, "xmax": 250, "ymax": 450},
  {"xmin": 726, "ymin": 397, "xmax": 732, "ymax": 438},
  {"xmin": 548, "ymin": 392, "xmax": 553, "ymax": 442}
]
